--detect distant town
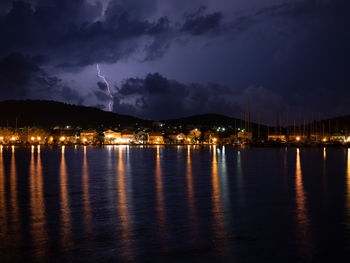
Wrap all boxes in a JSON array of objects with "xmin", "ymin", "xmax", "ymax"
[
  {"xmin": 0, "ymin": 100, "xmax": 349, "ymax": 147},
  {"xmin": 0, "ymin": 121, "xmax": 349, "ymax": 147}
]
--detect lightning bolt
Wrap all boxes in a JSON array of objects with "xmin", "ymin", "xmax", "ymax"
[{"xmin": 97, "ymin": 64, "xmax": 114, "ymax": 112}]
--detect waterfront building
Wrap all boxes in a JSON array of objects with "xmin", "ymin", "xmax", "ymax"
[
  {"xmin": 237, "ymin": 131, "xmax": 253, "ymax": 141},
  {"xmin": 187, "ymin": 129, "xmax": 201, "ymax": 143},
  {"xmin": 204, "ymin": 130, "xmax": 219, "ymax": 144},
  {"xmin": 26, "ymin": 130, "xmax": 48, "ymax": 144},
  {"xmin": 0, "ymin": 128, "xmax": 19, "ymax": 144},
  {"xmin": 168, "ymin": 133, "xmax": 186, "ymax": 143},
  {"xmin": 9, "ymin": 133, "xmax": 20, "ymax": 143},
  {"xmin": 268, "ymin": 133, "xmax": 286, "ymax": 142},
  {"xmin": 80, "ymin": 130, "xmax": 98, "ymax": 144},
  {"xmin": 121, "ymin": 129, "xmax": 135, "ymax": 143},
  {"xmin": 50, "ymin": 130, "xmax": 78, "ymax": 144},
  {"xmin": 103, "ymin": 130, "xmax": 122, "ymax": 144},
  {"xmin": 288, "ymin": 135, "xmax": 307, "ymax": 142},
  {"xmin": 330, "ymin": 133, "xmax": 346, "ymax": 142},
  {"xmin": 135, "ymin": 131, "xmax": 148, "ymax": 144},
  {"xmin": 310, "ymin": 132, "xmax": 322, "ymax": 142},
  {"xmin": 148, "ymin": 132, "xmax": 164, "ymax": 144},
  {"xmin": 321, "ymin": 135, "xmax": 330, "ymax": 142}
]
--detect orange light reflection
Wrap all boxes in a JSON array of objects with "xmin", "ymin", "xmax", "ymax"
[
  {"xmin": 29, "ymin": 148, "xmax": 48, "ymax": 260},
  {"xmin": 0, "ymin": 148, "xmax": 6, "ymax": 236},
  {"xmin": 346, "ymin": 149, "xmax": 350, "ymax": 231},
  {"xmin": 60, "ymin": 146, "xmax": 72, "ymax": 251},
  {"xmin": 155, "ymin": 146, "xmax": 168, "ymax": 246},
  {"xmin": 10, "ymin": 147, "xmax": 20, "ymax": 237},
  {"xmin": 186, "ymin": 146, "xmax": 198, "ymax": 239},
  {"xmin": 295, "ymin": 148, "xmax": 313, "ymax": 258},
  {"xmin": 117, "ymin": 147, "xmax": 133, "ymax": 260},
  {"xmin": 82, "ymin": 146, "xmax": 93, "ymax": 235},
  {"xmin": 212, "ymin": 146, "xmax": 226, "ymax": 249}
]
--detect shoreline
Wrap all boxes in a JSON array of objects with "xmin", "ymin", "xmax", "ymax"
[{"xmin": 1, "ymin": 143, "xmax": 349, "ymax": 148}]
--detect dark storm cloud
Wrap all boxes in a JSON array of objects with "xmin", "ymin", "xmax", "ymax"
[
  {"xmin": 96, "ymin": 73, "xmax": 285, "ymax": 120},
  {"xmin": 219, "ymin": 1, "xmax": 311, "ymax": 34},
  {"xmin": 205, "ymin": 0, "xmax": 350, "ymax": 120},
  {"xmin": 104, "ymin": 0, "xmax": 157, "ymax": 21},
  {"xmin": 0, "ymin": 0, "xmax": 12, "ymax": 14},
  {"xmin": 0, "ymin": 52, "xmax": 39, "ymax": 98},
  {"xmin": 147, "ymin": 17, "xmax": 170, "ymax": 35},
  {"xmin": 181, "ymin": 6, "xmax": 223, "ymax": 35},
  {"xmin": 0, "ymin": 0, "xmax": 349, "ymax": 121},
  {"xmin": 0, "ymin": 0, "xmax": 172, "ymax": 67},
  {"xmin": 0, "ymin": 53, "xmax": 84, "ymax": 104},
  {"xmin": 0, "ymin": 0, "xmax": 248, "ymax": 68},
  {"xmin": 0, "ymin": 0, "xmax": 347, "ymax": 67},
  {"xmin": 97, "ymin": 82, "xmax": 107, "ymax": 91},
  {"xmin": 0, "ymin": 0, "xmax": 334, "ymax": 69},
  {"xmin": 269, "ymin": 1, "xmax": 350, "ymax": 108}
]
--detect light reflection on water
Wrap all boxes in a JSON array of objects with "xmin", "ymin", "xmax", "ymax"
[
  {"xmin": 0, "ymin": 146, "xmax": 6, "ymax": 237},
  {"xmin": 29, "ymin": 146, "xmax": 48, "ymax": 260},
  {"xmin": 236, "ymin": 150, "xmax": 244, "ymax": 206},
  {"xmin": 323, "ymin": 147, "xmax": 328, "ymax": 199},
  {"xmin": 117, "ymin": 146, "xmax": 133, "ymax": 260},
  {"xmin": 82, "ymin": 146, "xmax": 93, "ymax": 235},
  {"xmin": 0, "ymin": 146, "xmax": 349, "ymax": 262},
  {"xmin": 186, "ymin": 145, "xmax": 198, "ymax": 240},
  {"xmin": 347, "ymin": 149, "xmax": 350, "ymax": 231},
  {"xmin": 60, "ymin": 145, "xmax": 72, "ymax": 252},
  {"xmin": 155, "ymin": 145, "xmax": 168, "ymax": 250},
  {"xmin": 10, "ymin": 146, "xmax": 21, "ymax": 247},
  {"xmin": 220, "ymin": 146, "xmax": 230, "ymax": 217},
  {"xmin": 211, "ymin": 146, "xmax": 227, "ymax": 253},
  {"xmin": 295, "ymin": 148, "xmax": 313, "ymax": 259}
]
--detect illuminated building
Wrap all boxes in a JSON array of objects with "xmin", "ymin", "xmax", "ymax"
[
  {"xmin": 103, "ymin": 130, "xmax": 122, "ymax": 144},
  {"xmin": 80, "ymin": 130, "xmax": 98, "ymax": 144},
  {"xmin": 121, "ymin": 129, "xmax": 135, "ymax": 143},
  {"xmin": 330, "ymin": 133, "xmax": 346, "ymax": 143},
  {"xmin": 310, "ymin": 132, "xmax": 322, "ymax": 142},
  {"xmin": 50, "ymin": 130, "xmax": 78, "ymax": 144},
  {"xmin": 204, "ymin": 130, "xmax": 219, "ymax": 144},
  {"xmin": 168, "ymin": 133, "xmax": 186, "ymax": 143},
  {"xmin": 135, "ymin": 131, "xmax": 148, "ymax": 144},
  {"xmin": 288, "ymin": 135, "xmax": 307, "ymax": 142},
  {"xmin": 187, "ymin": 129, "xmax": 201, "ymax": 142},
  {"xmin": 148, "ymin": 132, "xmax": 164, "ymax": 144},
  {"xmin": 237, "ymin": 131, "xmax": 253, "ymax": 141},
  {"xmin": 268, "ymin": 133, "xmax": 287, "ymax": 142}
]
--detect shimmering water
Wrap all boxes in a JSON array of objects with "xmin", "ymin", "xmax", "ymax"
[{"xmin": 0, "ymin": 145, "xmax": 350, "ymax": 262}]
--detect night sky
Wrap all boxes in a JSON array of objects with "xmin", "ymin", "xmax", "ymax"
[{"xmin": 0, "ymin": 0, "xmax": 349, "ymax": 123}]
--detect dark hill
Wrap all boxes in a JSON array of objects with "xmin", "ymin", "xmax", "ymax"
[
  {"xmin": 315, "ymin": 115, "xmax": 350, "ymax": 134},
  {"xmin": 164, "ymin": 114, "xmax": 244, "ymax": 127},
  {"xmin": 2, "ymin": 100, "xmax": 348, "ymax": 135},
  {"xmin": 0, "ymin": 100, "xmax": 150, "ymax": 129},
  {"xmin": 164, "ymin": 113, "xmax": 267, "ymax": 136}
]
